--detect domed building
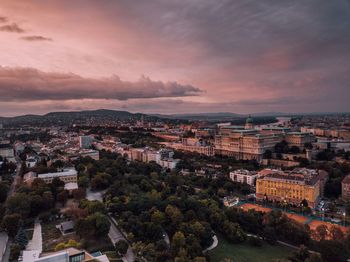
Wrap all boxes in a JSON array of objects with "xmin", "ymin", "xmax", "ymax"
[{"xmin": 245, "ymin": 115, "xmax": 254, "ymax": 129}]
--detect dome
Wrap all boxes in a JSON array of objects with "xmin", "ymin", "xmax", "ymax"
[{"xmin": 246, "ymin": 115, "xmax": 253, "ymax": 124}]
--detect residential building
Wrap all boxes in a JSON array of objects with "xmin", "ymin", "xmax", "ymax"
[
  {"xmin": 229, "ymin": 169, "xmax": 257, "ymax": 186},
  {"xmin": 342, "ymin": 174, "xmax": 350, "ymax": 200},
  {"xmin": 0, "ymin": 141, "xmax": 15, "ymax": 162},
  {"xmin": 256, "ymin": 168, "xmax": 326, "ymax": 208},
  {"xmin": 38, "ymin": 169, "xmax": 78, "ymax": 184},
  {"xmin": 79, "ymin": 136, "xmax": 93, "ymax": 149},
  {"xmin": 157, "ymin": 158, "xmax": 180, "ymax": 169}
]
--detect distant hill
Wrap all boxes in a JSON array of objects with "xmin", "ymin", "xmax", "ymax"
[
  {"xmin": 151, "ymin": 112, "xmax": 242, "ymax": 121},
  {"xmin": 0, "ymin": 109, "xmax": 155, "ymax": 127}
]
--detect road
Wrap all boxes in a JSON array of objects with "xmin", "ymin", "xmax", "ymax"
[
  {"xmin": 108, "ymin": 217, "xmax": 135, "ymax": 262},
  {"xmin": 8, "ymin": 162, "xmax": 22, "ymax": 197},
  {"xmin": 1, "ymin": 162, "xmax": 22, "ymax": 261},
  {"xmin": 0, "ymin": 232, "xmax": 9, "ymax": 262}
]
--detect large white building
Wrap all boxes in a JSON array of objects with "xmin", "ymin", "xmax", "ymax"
[
  {"xmin": 229, "ymin": 169, "xmax": 258, "ymax": 186},
  {"xmin": 38, "ymin": 169, "xmax": 78, "ymax": 184},
  {"xmin": 215, "ymin": 117, "xmax": 316, "ymax": 162}
]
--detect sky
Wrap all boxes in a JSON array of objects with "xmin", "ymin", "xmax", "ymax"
[{"xmin": 0, "ymin": 0, "xmax": 349, "ymax": 116}]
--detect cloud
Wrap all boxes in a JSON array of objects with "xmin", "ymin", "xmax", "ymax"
[
  {"xmin": 0, "ymin": 16, "xmax": 7, "ymax": 23},
  {"xmin": 0, "ymin": 67, "xmax": 202, "ymax": 102},
  {"xmin": 21, "ymin": 35, "xmax": 52, "ymax": 41},
  {"xmin": 0, "ymin": 23, "xmax": 25, "ymax": 33}
]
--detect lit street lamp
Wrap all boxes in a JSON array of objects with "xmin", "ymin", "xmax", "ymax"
[{"xmin": 322, "ymin": 208, "xmax": 325, "ymax": 221}]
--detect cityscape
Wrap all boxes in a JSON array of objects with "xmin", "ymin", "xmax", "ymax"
[{"xmin": 0, "ymin": 1, "xmax": 350, "ymax": 262}]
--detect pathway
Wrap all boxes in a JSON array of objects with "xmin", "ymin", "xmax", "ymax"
[
  {"xmin": 108, "ymin": 217, "xmax": 135, "ymax": 262},
  {"xmin": 203, "ymin": 235, "xmax": 218, "ymax": 252},
  {"xmin": 26, "ymin": 220, "xmax": 42, "ymax": 253}
]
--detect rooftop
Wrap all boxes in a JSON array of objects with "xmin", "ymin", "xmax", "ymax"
[{"xmin": 38, "ymin": 169, "xmax": 77, "ymax": 179}]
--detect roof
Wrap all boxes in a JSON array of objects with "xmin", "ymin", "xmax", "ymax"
[
  {"xmin": 38, "ymin": 169, "xmax": 77, "ymax": 179},
  {"xmin": 64, "ymin": 182, "xmax": 78, "ymax": 190},
  {"xmin": 342, "ymin": 174, "xmax": 350, "ymax": 184},
  {"xmin": 60, "ymin": 221, "xmax": 74, "ymax": 231},
  {"xmin": 246, "ymin": 115, "xmax": 253, "ymax": 124}
]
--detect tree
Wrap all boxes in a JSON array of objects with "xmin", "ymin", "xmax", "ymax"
[
  {"xmin": 222, "ymin": 221, "xmax": 246, "ymax": 243},
  {"xmin": 151, "ymin": 210, "xmax": 166, "ymax": 225},
  {"xmin": 115, "ymin": 240, "xmax": 129, "ymax": 256},
  {"xmin": 2, "ymin": 213, "xmax": 21, "ymax": 237},
  {"xmin": 57, "ymin": 190, "xmax": 68, "ymax": 205},
  {"xmin": 76, "ymin": 212, "xmax": 110, "ymax": 238},
  {"xmin": 6, "ymin": 193, "xmax": 31, "ymax": 217},
  {"xmin": 329, "ymin": 226, "xmax": 344, "ymax": 240},
  {"xmin": 314, "ymin": 225, "xmax": 328, "ymax": 241},
  {"xmin": 78, "ymin": 175, "xmax": 89, "ymax": 188},
  {"xmin": 0, "ymin": 182, "xmax": 9, "ymax": 203},
  {"xmin": 93, "ymin": 212, "xmax": 110, "ymax": 236},
  {"xmin": 317, "ymin": 240, "xmax": 350, "ymax": 262},
  {"xmin": 9, "ymin": 244, "xmax": 22, "ymax": 262},
  {"xmin": 263, "ymin": 150, "xmax": 272, "ymax": 159},
  {"xmin": 172, "ymin": 231, "xmax": 185, "ymax": 253},
  {"xmin": 165, "ymin": 205, "xmax": 184, "ymax": 225},
  {"xmin": 73, "ymin": 188, "xmax": 86, "ymax": 200},
  {"xmin": 14, "ymin": 227, "xmax": 28, "ymax": 248}
]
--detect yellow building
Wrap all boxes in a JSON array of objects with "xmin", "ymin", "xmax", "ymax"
[{"xmin": 256, "ymin": 168, "xmax": 323, "ymax": 208}]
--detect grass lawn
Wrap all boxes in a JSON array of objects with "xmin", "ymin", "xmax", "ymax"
[
  {"xmin": 104, "ymin": 251, "xmax": 123, "ymax": 262},
  {"xmin": 42, "ymin": 221, "xmax": 80, "ymax": 252},
  {"xmin": 209, "ymin": 236, "xmax": 293, "ymax": 262}
]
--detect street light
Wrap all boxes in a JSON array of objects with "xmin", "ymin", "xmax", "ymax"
[
  {"xmin": 322, "ymin": 208, "xmax": 325, "ymax": 221},
  {"xmin": 343, "ymin": 212, "xmax": 346, "ymax": 227},
  {"xmin": 301, "ymin": 203, "xmax": 304, "ymax": 216}
]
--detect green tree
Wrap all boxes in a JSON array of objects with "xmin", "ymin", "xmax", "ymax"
[
  {"xmin": 172, "ymin": 231, "xmax": 185, "ymax": 253},
  {"xmin": 6, "ymin": 193, "xmax": 31, "ymax": 217},
  {"xmin": 2, "ymin": 213, "xmax": 21, "ymax": 237},
  {"xmin": 115, "ymin": 240, "xmax": 129, "ymax": 256}
]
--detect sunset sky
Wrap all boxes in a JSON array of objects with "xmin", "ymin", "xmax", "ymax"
[{"xmin": 0, "ymin": 0, "xmax": 349, "ymax": 116}]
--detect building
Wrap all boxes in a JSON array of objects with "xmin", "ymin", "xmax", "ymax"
[
  {"xmin": 0, "ymin": 141, "xmax": 15, "ymax": 162},
  {"xmin": 215, "ymin": 127, "xmax": 282, "ymax": 162},
  {"xmin": 157, "ymin": 158, "xmax": 180, "ymax": 170},
  {"xmin": 285, "ymin": 132, "xmax": 316, "ymax": 148},
  {"xmin": 26, "ymin": 156, "xmax": 38, "ymax": 168},
  {"xmin": 122, "ymin": 147, "xmax": 179, "ymax": 169},
  {"xmin": 245, "ymin": 115, "xmax": 254, "ymax": 130},
  {"xmin": 256, "ymin": 168, "xmax": 325, "ymax": 208},
  {"xmin": 215, "ymin": 117, "xmax": 315, "ymax": 162},
  {"xmin": 38, "ymin": 169, "xmax": 78, "ymax": 184},
  {"xmin": 59, "ymin": 220, "xmax": 75, "ymax": 235},
  {"xmin": 67, "ymin": 150, "xmax": 100, "ymax": 161},
  {"xmin": 342, "ymin": 174, "xmax": 350, "ymax": 200},
  {"xmin": 22, "ymin": 247, "xmax": 109, "ymax": 262},
  {"xmin": 229, "ymin": 169, "xmax": 257, "ymax": 186},
  {"xmin": 166, "ymin": 137, "xmax": 215, "ymax": 156},
  {"xmin": 79, "ymin": 136, "xmax": 93, "ymax": 149}
]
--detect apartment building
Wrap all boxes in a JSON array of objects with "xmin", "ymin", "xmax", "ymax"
[{"xmin": 229, "ymin": 169, "xmax": 257, "ymax": 186}]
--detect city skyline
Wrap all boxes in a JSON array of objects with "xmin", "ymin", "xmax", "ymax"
[{"xmin": 1, "ymin": 0, "xmax": 350, "ymax": 116}]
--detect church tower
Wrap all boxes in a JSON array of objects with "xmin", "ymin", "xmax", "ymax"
[{"xmin": 245, "ymin": 115, "xmax": 254, "ymax": 129}]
